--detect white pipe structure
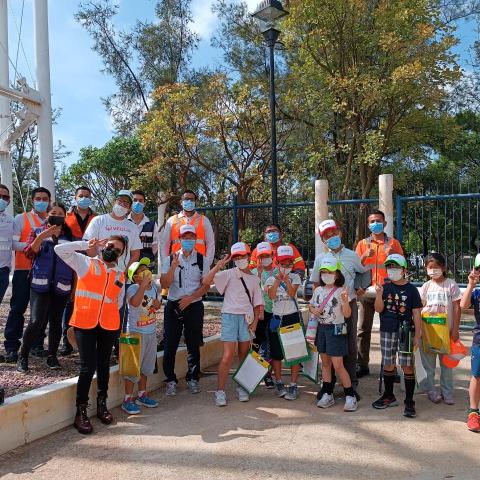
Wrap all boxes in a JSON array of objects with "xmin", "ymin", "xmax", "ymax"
[
  {"xmin": 0, "ymin": 0, "xmax": 14, "ymax": 215},
  {"xmin": 314, "ymin": 179, "xmax": 329, "ymax": 258},
  {"xmin": 34, "ymin": 0, "xmax": 55, "ymax": 199},
  {"xmin": 379, "ymin": 173, "xmax": 394, "ymax": 238}
]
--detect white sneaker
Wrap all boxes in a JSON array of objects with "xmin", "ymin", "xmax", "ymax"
[
  {"xmin": 344, "ymin": 395, "xmax": 358, "ymax": 412},
  {"xmin": 215, "ymin": 390, "xmax": 227, "ymax": 407},
  {"xmin": 236, "ymin": 386, "xmax": 250, "ymax": 402},
  {"xmin": 316, "ymin": 393, "xmax": 335, "ymax": 409},
  {"xmin": 166, "ymin": 381, "xmax": 177, "ymax": 396}
]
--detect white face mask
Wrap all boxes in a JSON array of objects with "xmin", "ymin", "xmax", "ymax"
[
  {"xmin": 387, "ymin": 268, "xmax": 403, "ymax": 281},
  {"xmin": 261, "ymin": 257, "xmax": 273, "ymax": 267},
  {"xmin": 321, "ymin": 273, "xmax": 336, "ymax": 285},
  {"xmin": 234, "ymin": 258, "xmax": 249, "ymax": 270},
  {"xmin": 427, "ymin": 268, "xmax": 443, "ymax": 279},
  {"xmin": 280, "ymin": 267, "xmax": 292, "ymax": 275},
  {"xmin": 113, "ymin": 203, "xmax": 129, "ymax": 217}
]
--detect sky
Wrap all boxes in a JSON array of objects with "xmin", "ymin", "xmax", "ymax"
[{"xmin": 3, "ymin": 0, "xmax": 479, "ymax": 169}]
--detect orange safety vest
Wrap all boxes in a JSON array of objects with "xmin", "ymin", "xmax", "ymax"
[
  {"xmin": 170, "ymin": 212, "xmax": 206, "ymax": 255},
  {"xmin": 69, "ymin": 259, "xmax": 125, "ymax": 331},
  {"xmin": 65, "ymin": 209, "xmax": 96, "ymax": 240},
  {"xmin": 15, "ymin": 212, "xmax": 44, "ymax": 270}
]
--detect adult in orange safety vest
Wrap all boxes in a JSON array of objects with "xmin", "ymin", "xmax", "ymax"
[{"xmin": 55, "ymin": 235, "xmax": 127, "ymax": 435}]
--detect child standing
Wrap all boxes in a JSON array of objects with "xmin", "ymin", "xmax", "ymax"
[
  {"xmin": 251, "ymin": 241, "xmax": 277, "ymax": 389},
  {"xmin": 460, "ymin": 255, "xmax": 480, "ymax": 432},
  {"xmin": 202, "ymin": 242, "xmax": 264, "ymax": 406},
  {"xmin": 420, "ymin": 253, "xmax": 461, "ymax": 405},
  {"xmin": 263, "ymin": 246, "xmax": 302, "ymax": 400},
  {"xmin": 310, "ymin": 256, "xmax": 357, "ymax": 412},
  {"xmin": 373, "ymin": 254, "xmax": 422, "ymax": 418},
  {"xmin": 121, "ymin": 258, "xmax": 161, "ymax": 415}
]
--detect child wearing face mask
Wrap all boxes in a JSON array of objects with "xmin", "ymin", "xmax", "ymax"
[
  {"xmin": 263, "ymin": 246, "xmax": 302, "ymax": 400},
  {"xmin": 310, "ymin": 256, "xmax": 357, "ymax": 411},
  {"xmin": 419, "ymin": 253, "xmax": 461, "ymax": 405},
  {"xmin": 202, "ymin": 242, "xmax": 264, "ymax": 406},
  {"xmin": 121, "ymin": 258, "xmax": 161, "ymax": 415},
  {"xmin": 373, "ymin": 254, "xmax": 423, "ymax": 418}
]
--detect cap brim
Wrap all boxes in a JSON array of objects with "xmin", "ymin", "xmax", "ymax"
[
  {"xmin": 385, "ymin": 261, "xmax": 405, "ymax": 268},
  {"xmin": 320, "ymin": 227, "xmax": 337, "ymax": 236},
  {"xmin": 277, "ymin": 255, "xmax": 294, "ymax": 262},
  {"xmin": 319, "ymin": 266, "xmax": 337, "ymax": 272},
  {"xmin": 231, "ymin": 252, "xmax": 248, "ymax": 258}
]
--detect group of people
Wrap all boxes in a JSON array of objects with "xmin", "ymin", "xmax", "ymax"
[{"xmin": 1, "ymin": 185, "xmax": 480, "ymax": 435}]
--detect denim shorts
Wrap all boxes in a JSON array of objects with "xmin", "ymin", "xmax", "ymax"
[
  {"xmin": 472, "ymin": 344, "xmax": 480, "ymax": 378},
  {"xmin": 221, "ymin": 313, "xmax": 252, "ymax": 342},
  {"xmin": 315, "ymin": 324, "xmax": 348, "ymax": 357}
]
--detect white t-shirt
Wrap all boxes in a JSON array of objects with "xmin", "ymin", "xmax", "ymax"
[
  {"xmin": 214, "ymin": 268, "xmax": 264, "ymax": 315},
  {"xmin": 83, "ymin": 214, "xmax": 142, "ymax": 271},
  {"xmin": 420, "ymin": 278, "xmax": 462, "ymax": 328},
  {"xmin": 264, "ymin": 273, "xmax": 301, "ymax": 316},
  {"xmin": 310, "ymin": 286, "xmax": 344, "ymax": 325}
]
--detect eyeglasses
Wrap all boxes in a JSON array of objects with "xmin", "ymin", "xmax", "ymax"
[
  {"xmin": 0, "ymin": 195, "xmax": 10, "ymax": 201},
  {"xmin": 116, "ymin": 199, "xmax": 131, "ymax": 207}
]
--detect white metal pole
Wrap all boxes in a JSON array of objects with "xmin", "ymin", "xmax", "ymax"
[
  {"xmin": 379, "ymin": 174, "xmax": 394, "ymax": 238},
  {"xmin": 34, "ymin": 0, "xmax": 55, "ymax": 199},
  {"xmin": 314, "ymin": 179, "xmax": 329, "ymax": 258},
  {"xmin": 0, "ymin": 0, "xmax": 14, "ymax": 215}
]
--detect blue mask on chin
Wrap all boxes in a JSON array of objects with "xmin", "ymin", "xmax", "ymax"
[
  {"xmin": 369, "ymin": 222, "xmax": 384, "ymax": 234},
  {"xmin": 325, "ymin": 235, "xmax": 341, "ymax": 250}
]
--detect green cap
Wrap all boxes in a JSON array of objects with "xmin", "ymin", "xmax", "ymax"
[
  {"xmin": 319, "ymin": 255, "xmax": 341, "ymax": 272},
  {"xmin": 128, "ymin": 257, "xmax": 151, "ymax": 281},
  {"xmin": 385, "ymin": 254, "xmax": 407, "ymax": 268}
]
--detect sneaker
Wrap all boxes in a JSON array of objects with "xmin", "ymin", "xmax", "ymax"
[
  {"xmin": 122, "ymin": 400, "xmax": 141, "ymax": 415},
  {"xmin": 275, "ymin": 381, "xmax": 287, "ymax": 398},
  {"xmin": 46, "ymin": 356, "xmax": 62, "ymax": 370},
  {"xmin": 136, "ymin": 395, "xmax": 159, "ymax": 408},
  {"xmin": 236, "ymin": 386, "xmax": 250, "ymax": 402},
  {"xmin": 165, "ymin": 381, "xmax": 177, "ymax": 396},
  {"xmin": 264, "ymin": 374, "xmax": 275, "ymax": 389},
  {"xmin": 427, "ymin": 389, "xmax": 442, "ymax": 404},
  {"xmin": 214, "ymin": 390, "xmax": 227, "ymax": 407},
  {"xmin": 31, "ymin": 348, "xmax": 49, "ymax": 358},
  {"xmin": 441, "ymin": 390, "xmax": 455, "ymax": 405},
  {"xmin": 284, "ymin": 385, "xmax": 298, "ymax": 401},
  {"xmin": 403, "ymin": 400, "xmax": 416, "ymax": 418},
  {"xmin": 187, "ymin": 379, "xmax": 202, "ymax": 394},
  {"xmin": 4, "ymin": 351, "xmax": 18, "ymax": 363},
  {"xmin": 16, "ymin": 356, "xmax": 29, "ymax": 373},
  {"xmin": 59, "ymin": 346, "xmax": 73, "ymax": 357},
  {"xmin": 467, "ymin": 411, "xmax": 480, "ymax": 432},
  {"xmin": 372, "ymin": 394, "xmax": 398, "ymax": 409},
  {"xmin": 344, "ymin": 395, "xmax": 358, "ymax": 412},
  {"xmin": 317, "ymin": 393, "xmax": 335, "ymax": 409},
  {"xmin": 356, "ymin": 366, "xmax": 370, "ymax": 378}
]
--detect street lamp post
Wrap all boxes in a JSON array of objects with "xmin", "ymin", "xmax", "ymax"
[{"xmin": 252, "ymin": 0, "xmax": 288, "ymax": 225}]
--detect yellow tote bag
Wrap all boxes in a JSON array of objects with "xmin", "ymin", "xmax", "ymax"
[
  {"xmin": 421, "ymin": 313, "xmax": 450, "ymax": 355},
  {"xmin": 119, "ymin": 332, "xmax": 142, "ymax": 377}
]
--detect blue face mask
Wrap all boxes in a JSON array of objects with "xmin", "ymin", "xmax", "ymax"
[
  {"xmin": 0, "ymin": 198, "xmax": 8, "ymax": 212},
  {"xmin": 181, "ymin": 239, "xmax": 195, "ymax": 251},
  {"xmin": 132, "ymin": 201, "xmax": 144, "ymax": 214},
  {"xmin": 326, "ymin": 235, "xmax": 341, "ymax": 250},
  {"xmin": 369, "ymin": 222, "xmax": 384, "ymax": 234},
  {"xmin": 266, "ymin": 231, "xmax": 280, "ymax": 243},
  {"xmin": 34, "ymin": 200, "xmax": 49, "ymax": 213},
  {"xmin": 182, "ymin": 200, "xmax": 196, "ymax": 212},
  {"xmin": 76, "ymin": 197, "xmax": 92, "ymax": 209}
]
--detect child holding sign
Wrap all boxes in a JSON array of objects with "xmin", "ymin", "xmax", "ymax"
[{"xmin": 309, "ymin": 256, "xmax": 357, "ymax": 412}]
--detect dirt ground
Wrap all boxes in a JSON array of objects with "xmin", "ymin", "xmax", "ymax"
[{"xmin": 0, "ymin": 329, "xmax": 478, "ymax": 480}]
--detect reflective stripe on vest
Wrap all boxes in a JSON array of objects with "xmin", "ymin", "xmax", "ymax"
[
  {"xmin": 15, "ymin": 212, "xmax": 43, "ymax": 270},
  {"xmin": 170, "ymin": 213, "xmax": 206, "ymax": 255}
]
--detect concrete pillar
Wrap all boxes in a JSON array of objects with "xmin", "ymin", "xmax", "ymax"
[
  {"xmin": 314, "ymin": 179, "xmax": 329, "ymax": 257},
  {"xmin": 34, "ymin": 0, "xmax": 55, "ymax": 199},
  {"xmin": 0, "ymin": 0, "xmax": 14, "ymax": 215},
  {"xmin": 379, "ymin": 173, "xmax": 394, "ymax": 237}
]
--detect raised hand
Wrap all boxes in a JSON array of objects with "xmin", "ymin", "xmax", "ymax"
[
  {"xmin": 375, "ymin": 283, "xmax": 384, "ymax": 296},
  {"xmin": 340, "ymin": 288, "xmax": 349, "ymax": 304},
  {"xmin": 216, "ymin": 254, "xmax": 230, "ymax": 269},
  {"xmin": 171, "ymin": 252, "xmax": 181, "ymax": 269},
  {"xmin": 87, "ymin": 238, "xmax": 108, "ymax": 249},
  {"xmin": 468, "ymin": 269, "xmax": 479, "ymax": 286}
]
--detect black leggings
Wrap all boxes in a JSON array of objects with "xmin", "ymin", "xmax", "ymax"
[{"xmin": 74, "ymin": 325, "xmax": 117, "ymax": 405}]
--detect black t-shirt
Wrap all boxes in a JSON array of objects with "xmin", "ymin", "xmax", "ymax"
[{"xmin": 380, "ymin": 282, "xmax": 422, "ymax": 333}]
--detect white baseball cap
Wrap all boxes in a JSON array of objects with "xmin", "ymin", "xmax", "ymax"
[
  {"xmin": 319, "ymin": 219, "xmax": 338, "ymax": 236},
  {"xmin": 179, "ymin": 224, "xmax": 196, "ymax": 236},
  {"xmin": 277, "ymin": 245, "xmax": 294, "ymax": 261},
  {"xmin": 256, "ymin": 241, "xmax": 272, "ymax": 256},
  {"xmin": 230, "ymin": 242, "xmax": 250, "ymax": 258}
]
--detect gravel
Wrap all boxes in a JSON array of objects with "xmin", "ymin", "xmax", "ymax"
[{"xmin": 0, "ymin": 294, "xmax": 222, "ymax": 399}]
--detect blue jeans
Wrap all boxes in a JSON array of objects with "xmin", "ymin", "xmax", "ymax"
[{"xmin": 4, "ymin": 270, "xmax": 43, "ymax": 353}]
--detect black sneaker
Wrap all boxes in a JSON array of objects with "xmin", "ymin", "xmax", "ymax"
[
  {"xmin": 31, "ymin": 348, "xmax": 49, "ymax": 358},
  {"xmin": 59, "ymin": 346, "xmax": 73, "ymax": 357},
  {"xmin": 4, "ymin": 351, "xmax": 18, "ymax": 363},
  {"xmin": 264, "ymin": 374, "xmax": 275, "ymax": 389},
  {"xmin": 403, "ymin": 401, "xmax": 416, "ymax": 418},
  {"xmin": 0, "ymin": 354, "xmax": 5, "ymax": 363},
  {"xmin": 372, "ymin": 394, "xmax": 398, "ymax": 409},
  {"xmin": 46, "ymin": 356, "xmax": 62, "ymax": 370},
  {"xmin": 16, "ymin": 356, "xmax": 29, "ymax": 373},
  {"xmin": 356, "ymin": 367, "xmax": 370, "ymax": 378}
]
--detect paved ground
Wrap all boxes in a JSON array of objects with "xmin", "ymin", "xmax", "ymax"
[{"xmin": 0, "ymin": 331, "xmax": 478, "ymax": 480}]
